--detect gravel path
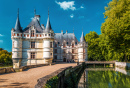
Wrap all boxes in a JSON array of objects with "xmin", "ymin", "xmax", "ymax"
[{"xmin": 0, "ymin": 63, "xmax": 76, "ymax": 88}]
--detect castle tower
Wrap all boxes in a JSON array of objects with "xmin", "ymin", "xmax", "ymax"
[
  {"xmin": 11, "ymin": 9, "xmax": 23, "ymax": 68},
  {"xmin": 78, "ymin": 31, "xmax": 87, "ymax": 62},
  {"xmin": 43, "ymin": 10, "xmax": 54, "ymax": 64}
]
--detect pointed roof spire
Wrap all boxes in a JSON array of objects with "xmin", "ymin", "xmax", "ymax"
[
  {"xmin": 14, "ymin": 8, "xmax": 22, "ymax": 32},
  {"xmin": 80, "ymin": 30, "xmax": 85, "ymax": 42},
  {"xmin": 45, "ymin": 8, "xmax": 52, "ymax": 32},
  {"xmin": 34, "ymin": 8, "xmax": 36, "ymax": 16}
]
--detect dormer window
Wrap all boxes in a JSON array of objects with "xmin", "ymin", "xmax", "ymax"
[
  {"xmin": 72, "ymin": 43, "xmax": 74, "ymax": 47},
  {"xmin": 63, "ymin": 43, "xmax": 66, "ymax": 48},
  {"xmin": 31, "ymin": 30, "xmax": 34, "ymax": 37}
]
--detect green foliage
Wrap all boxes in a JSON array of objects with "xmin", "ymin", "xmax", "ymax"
[
  {"xmin": 45, "ymin": 76, "xmax": 58, "ymax": 88},
  {"xmin": 64, "ymin": 72, "xmax": 78, "ymax": 88},
  {"xmin": 101, "ymin": 0, "xmax": 130, "ymax": 61},
  {"xmin": 0, "ymin": 49, "xmax": 12, "ymax": 65},
  {"xmin": 85, "ymin": 31, "xmax": 104, "ymax": 61},
  {"xmin": 85, "ymin": 0, "xmax": 130, "ymax": 62},
  {"xmin": 84, "ymin": 71, "xmax": 130, "ymax": 88}
]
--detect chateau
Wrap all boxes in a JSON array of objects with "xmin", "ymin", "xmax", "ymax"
[{"xmin": 11, "ymin": 9, "xmax": 88, "ymax": 68}]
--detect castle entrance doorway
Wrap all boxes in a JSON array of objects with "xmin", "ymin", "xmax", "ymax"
[{"xmin": 63, "ymin": 58, "xmax": 66, "ymax": 62}]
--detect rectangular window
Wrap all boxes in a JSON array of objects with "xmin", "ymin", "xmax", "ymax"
[
  {"xmin": 75, "ymin": 42, "xmax": 77, "ymax": 45},
  {"xmin": 31, "ymin": 52, "xmax": 35, "ymax": 59},
  {"xmin": 58, "ymin": 42, "xmax": 60, "ymax": 44},
  {"xmin": 17, "ymin": 34, "xmax": 19, "ymax": 36},
  {"xmin": 13, "ymin": 41, "xmax": 14, "ymax": 47},
  {"xmin": 50, "ymin": 42, "xmax": 53, "ymax": 48},
  {"xmin": 31, "ymin": 30, "xmax": 34, "ymax": 37},
  {"xmin": 31, "ymin": 41, "xmax": 35, "ymax": 48},
  {"xmin": 54, "ymin": 49, "xmax": 57, "ymax": 53},
  {"xmin": 27, "ymin": 34, "xmax": 29, "ymax": 37},
  {"xmin": 14, "ymin": 33, "xmax": 15, "ymax": 36},
  {"xmin": 66, "ymin": 42, "xmax": 68, "ymax": 45},
  {"xmin": 55, "ymin": 43, "xmax": 57, "ymax": 47},
  {"xmin": 45, "ymin": 34, "xmax": 47, "ymax": 36},
  {"xmin": 72, "ymin": 49, "xmax": 74, "ymax": 53},
  {"xmin": 36, "ymin": 34, "xmax": 38, "ymax": 37},
  {"xmin": 24, "ymin": 34, "xmax": 26, "ymax": 37},
  {"xmin": 72, "ymin": 55, "xmax": 74, "ymax": 59},
  {"xmin": 63, "ymin": 49, "xmax": 66, "ymax": 53},
  {"xmin": 54, "ymin": 55, "xmax": 57, "ymax": 59}
]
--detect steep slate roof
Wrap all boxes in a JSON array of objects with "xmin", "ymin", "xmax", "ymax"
[
  {"xmin": 44, "ymin": 15, "xmax": 52, "ymax": 32},
  {"xmin": 54, "ymin": 33, "xmax": 78, "ymax": 45},
  {"xmin": 23, "ymin": 17, "xmax": 43, "ymax": 33},
  {"xmin": 14, "ymin": 9, "xmax": 22, "ymax": 32},
  {"xmin": 80, "ymin": 31, "xmax": 85, "ymax": 42}
]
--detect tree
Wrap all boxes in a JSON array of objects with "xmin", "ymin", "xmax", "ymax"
[
  {"xmin": 101, "ymin": 0, "xmax": 130, "ymax": 61},
  {"xmin": 85, "ymin": 31, "xmax": 104, "ymax": 61},
  {"xmin": 0, "ymin": 49, "xmax": 12, "ymax": 65}
]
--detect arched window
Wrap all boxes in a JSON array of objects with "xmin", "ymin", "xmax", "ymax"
[{"xmin": 31, "ymin": 30, "xmax": 34, "ymax": 37}]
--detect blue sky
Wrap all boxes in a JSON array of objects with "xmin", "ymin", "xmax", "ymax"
[{"xmin": 0, "ymin": 0, "xmax": 112, "ymax": 52}]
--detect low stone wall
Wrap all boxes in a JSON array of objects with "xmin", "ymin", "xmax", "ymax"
[
  {"xmin": 0, "ymin": 67, "xmax": 15, "ymax": 74},
  {"xmin": 115, "ymin": 62, "xmax": 130, "ymax": 69},
  {"xmin": 19, "ymin": 64, "xmax": 50, "ymax": 71},
  {"xmin": 35, "ymin": 63, "xmax": 85, "ymax": 88}
]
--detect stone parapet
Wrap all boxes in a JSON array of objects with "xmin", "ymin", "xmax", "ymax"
[
  {"xmin": 0, "ymin": 67, "xmax": 15, "ymax": 74},
  {"xmin": 35, "ymin": 62, "xmax": 85, "ymax": 88}
]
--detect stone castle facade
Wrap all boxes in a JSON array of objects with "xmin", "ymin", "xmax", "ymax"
[{"xmin": 11, "ymin": 9, "xmax": 88, "ymax": 68}]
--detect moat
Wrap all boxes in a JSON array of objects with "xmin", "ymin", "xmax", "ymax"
[{"xmin": 78, "ymin": 67, "xmax": 130, "ymax": 88}]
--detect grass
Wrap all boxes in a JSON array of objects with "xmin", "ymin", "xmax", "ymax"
[{"xmin": 0, "ymin": 65, "xmax": 13, "ymax": 68}]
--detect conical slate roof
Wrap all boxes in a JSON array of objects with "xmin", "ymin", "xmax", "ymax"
[
  {"xmin": 44, "ymin": 11, "xmax": 52, "ymax": 32},
  {"xmin": 14, "ymin": 9, "xmax": 22, "ymax": 32},
  {"xmin": 80, "ymin": 31, "xmax": 85, "ymax": 42}
]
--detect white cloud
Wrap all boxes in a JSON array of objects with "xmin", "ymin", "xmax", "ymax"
[
  {"xmin": 0, "ymin": 40, "xmax": 3, "ymax": 43},
  {"xmin": 80, "ymin": 6, "xmax": 84, "ymax": 9},
  {"xmin": 70, "ymin": 14, "xmax": 74, "ymax": 18},
  {"xmin": 0, "ymin": 34, "xmax": 4, "ymax": 37},
  {"xmin": 55, "ymin": 1, "xmax": 76, "ymax": 11}
]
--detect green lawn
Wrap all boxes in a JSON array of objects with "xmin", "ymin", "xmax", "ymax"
[{"xmin": 0, "ymin": 65, "xmax": 13, "ymax": 68}]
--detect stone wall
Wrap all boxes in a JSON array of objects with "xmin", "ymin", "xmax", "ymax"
[
  {"xmin": 35, "ymin": 63, "xmax": 85, "ymax": 88},
  {"xmin": 115, "ymin": 62, "xmax": 130, "ymax": 69},
  {"xmin": 0, "ymin": 67, "xmax": 15, "ymax": 74}
]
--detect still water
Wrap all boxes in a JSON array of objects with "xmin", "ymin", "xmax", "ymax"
[{"xmin": 78, "ymin": 68, "xmax": 130, "ymax": 88}]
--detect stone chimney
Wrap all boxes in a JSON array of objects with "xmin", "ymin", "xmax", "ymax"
[{"xmin": 35, "ymin": 15, "xmax": 40, "ymax": 22}]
